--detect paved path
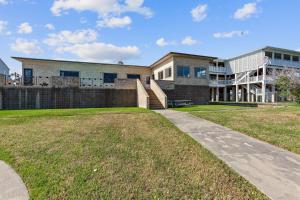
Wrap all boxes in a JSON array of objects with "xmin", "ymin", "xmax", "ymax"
[
  {"xmin": 0, "ymin": 161, "xmax": 29, "ymax": 200},
  {"xmin": 156, "ymin": 110, "xmax": 300, "ymax": 200}
]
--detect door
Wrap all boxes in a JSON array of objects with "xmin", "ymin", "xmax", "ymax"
[{"xmin": 23, "ymin": 68, "xmax": 33, "ymax": 86}]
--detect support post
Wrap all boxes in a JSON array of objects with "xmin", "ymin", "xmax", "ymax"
[
  {"xmin": 211, "ymin": 88, "xmax": 215, "ymax": 102},
  {"xmin": 36, "ymin": 90, "xmax": 40, "ymax": 109},
  {"xmin": 0, "ymin": 89, "xmax": 2, "ymax": 109},
  {"xmin": 262, "ymin": 65, "xmax": 266, "ymax": 103},
  {"xmin": 224, "ymin": 87, "xmax": 227, "ymax": 101},
  {"xmin": 236, "ymin": 85, "xmax": 239, "ymax": 102},
  {"xmin": 241, "ymin": 86, "xmax": 245, "ymax": 102},
  {"xmin": 216, "ymin": 87, "xmax": 219, "ymax": 102},
  {"xmin": 271, "ymin": 85, "xmax": 276, "ymax": 103}
]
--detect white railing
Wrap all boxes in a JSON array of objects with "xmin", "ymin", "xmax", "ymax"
[
  {"xmin": 136, "ymin": 79, "xmax": 149, "ymax": 109},
  {"xmin": 270, "ymin": 59, "xmax": 300, "ymax": 68},
  {"xmin": 209, "ymin": 66, "xmax": 226, "ymax": 73},
  {"xmin": 150, "ymin": 79, "xmax": 168, "ymax": 109},
  {"xmin": 209, "ymin": 80, "xmax": 233, "ymax": 85}
]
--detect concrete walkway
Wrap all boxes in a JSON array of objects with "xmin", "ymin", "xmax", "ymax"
[
  {"xmin": 0, "ymin": 161, "xmax": 29, "ymax": 200},
  {"xmin": 156, "ymin": 110, "xmax": 300, "ymax": 200}
]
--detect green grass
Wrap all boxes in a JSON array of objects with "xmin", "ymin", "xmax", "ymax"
[
  {"xmin": 173, "ymin": 104, "xmax": 253, "ymax": 112},
  {"xmin": 191, "ymin": 104, "xmax": 300, "ymax": 154},
  {"xmin": 0, "ymin": 108, "xmax": 267, "ymax": 199}
]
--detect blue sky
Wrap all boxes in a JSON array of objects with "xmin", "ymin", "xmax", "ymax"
[{"xmin": 0, "ymin": 0, "xmax": 299, "ymax": 73}]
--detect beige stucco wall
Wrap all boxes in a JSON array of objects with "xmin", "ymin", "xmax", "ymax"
[
  {"xmin": 21, "ymin": 59, "xmax": 151, "ymax": 87},
  {"xmin": 173, "ymin": 57, "xmax": 210, "ymax": 86},
  {"xmin": 152, "ymin": 58, "xmax": 174, "ymax": 81}
]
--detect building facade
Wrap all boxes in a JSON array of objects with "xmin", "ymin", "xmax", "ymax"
[
  {"xmin": 0, "ymin": 59, "xmax": 9, "ymax": 76},
  {"xmin": 10, "ymin": 46, "xmax": 300, "ymax": 108}
]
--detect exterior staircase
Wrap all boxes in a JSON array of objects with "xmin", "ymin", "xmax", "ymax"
[{"xmin": 146, "ymin": 89, "xmax": 165, "ymax": 110}]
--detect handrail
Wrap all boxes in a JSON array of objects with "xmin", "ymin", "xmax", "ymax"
[
  {"xmin": 150, "ymin": 79, "xmax": 168, "ymax": 109},
  {"xmin": 136, "ymin": 79, "xmax": 149, "ymax": 109}
]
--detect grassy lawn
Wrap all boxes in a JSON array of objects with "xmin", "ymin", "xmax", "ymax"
[
  {"xmin": 0, "ymin": 108, "xmax": 267, "ymax": 199},
  {"xmin": 190, "ymin": 104, "xmax": 300, "ymax": 154},
  {"xmin": 173, "ymin": 104, "xmax": 253, "ymax": 112}
]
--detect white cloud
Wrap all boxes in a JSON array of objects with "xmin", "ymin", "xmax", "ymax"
[
  {"xmin": 0, "ymin": 0, "xmax": 8, "ymax": 5},
  {"xmin": 297, "ymin": 48, "xmax": 300, "ymax": 52},
  {"xmin": 182, "ymin": 36, "xmax": 198, "ymax": 46},
  {"xmin": 191, "ymin": 4, "xmax": 207, "ymax": 22},
  {"xmin": 10, "ymin": 38, "xmax": 43, "ymax": 54},
  {"xmin": 45, "ymin": 23, "xmax": 55, "ymax": 30},
  {"xmin": 0, "ymin": 20, "xmax": 10, "ymax": 35},
  {"xmin": 18, "ymin": 22, "xmax": 33, "ymax": 34},
  {"xmin": 97, "ymin": 16, "xmax": 132, "ymax": 28},
  {"xmin": 234, "ymin": 3, "xmax": 257, "ymax": 20},
  {"xmin": 156, "ymin": 38, "xmax": 167, "ymax": 47},
  {"xmin": 51, "ymin": 0, "xmax": 153, "ymax": 18},
  {"xmin": 55, "ymin": 42, "xmax": 140, "ymax": 63},
  {"xmin": 44, "ymin": 29, "xmax": 98, "ymax": 46},
  {"xmin": 213, "ymin": 30, "xmax": 249, "ymax": 38}
]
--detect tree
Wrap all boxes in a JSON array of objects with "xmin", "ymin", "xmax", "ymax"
[{"xmin": 275, "ymin": 67, "xmax": 300, "ymax": 103}]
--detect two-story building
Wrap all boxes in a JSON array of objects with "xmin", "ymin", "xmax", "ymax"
[{"xmin": 11, "ymin": 46, "xmax": 300, "ymax": 109}]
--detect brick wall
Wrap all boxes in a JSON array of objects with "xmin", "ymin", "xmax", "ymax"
[
  {"xmin": 164, "ymin": 85, "xmax": 209, "ymax": 104},
  {"xmin": 0, "ymin": 87, "xmax": 137, "ymax": 110}
]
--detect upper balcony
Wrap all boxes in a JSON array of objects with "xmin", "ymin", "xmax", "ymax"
[
  {"xmin": 209, "ymin": 66, "xmax": 226, "ymax": 74},
  {"xmin": 269, "ymin": 59, "xmax": 300, "ymax": 69}
]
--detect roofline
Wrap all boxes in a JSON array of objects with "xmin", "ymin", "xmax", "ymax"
[
  {"xmin": 150, "ymin": 52, "xmax": 217, "ymax": 67},
  {"xmin": 0, "ymin": 58, "xmax": 9, "ymax": 70},
  {"xmin": 11, "ymin": 57, "xmax": 149, "ymax": 68},
  {"xmin": 227, "ymin": 46, "xmax": 300, "ymax": 61}
]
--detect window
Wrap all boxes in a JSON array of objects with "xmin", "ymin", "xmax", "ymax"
[
  {"xmin": 127, "ymin": 74, "xmax": 141, "ymax": 79},
  {"xmin": 274, "ymin": 53, "xmax": 282, "ymax": 60},
  {"xmin": 158, "ymin": 71, "xmax": 164, "ymax": 80},
  {"xmin": 23, "ymin": 68, "xmax": 33, "ymax": 85},
  {"xmin": 265, "ymin": 51, "xmax": 273, "ymax": 59},
  {"xmin": 165, "ymin": 67, "xmax": 172, "ymax": 78},
  {"xmin": 194, "ymin": 67, "xmax": 206, "ymax": 78},
  {"xmin": 177, "ymin": 66, "xmax": 190, "ymax": 77},
  {"xmin": 104, "ymin": 73, "xmax": 117, "ymax": 83},
  {"xmin": 60, "ymin": 70, "xmax": 79, "ymax": 77},
  {"xmin": 292, "ymin": 56, "xmax": 299, "ymax": 62},
  {"xmin": 283, "ymin": 54, "xmax": 291, "ymax": 61},
  {"xmin": 146, "ymin": 76, "xmax": 151, "ymax": 84}
]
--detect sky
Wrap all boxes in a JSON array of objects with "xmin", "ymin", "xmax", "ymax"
[{"xmin": 0, "ymin": 0, "xmax": 300, "ymax": 73}]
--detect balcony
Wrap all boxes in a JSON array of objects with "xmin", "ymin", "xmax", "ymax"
[
  {"xmin": 209, "ymin": 79, "xmax": 233, "ymax": 86},
  {"xmin": 209, "ymin": 66, "xmax": 226, "ymax": 73},
  {"xmin": 269, "ymin": 59, "xmax": 300, "ymax": 68}
]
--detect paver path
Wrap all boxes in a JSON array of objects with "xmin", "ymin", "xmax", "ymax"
[
  {"xmin": 0, "ymin": 161, "xmax": 29, "ymax": 200},
  {"xmin": 156, "ymin": 110, "xmax": 300, "ymax": 200}
]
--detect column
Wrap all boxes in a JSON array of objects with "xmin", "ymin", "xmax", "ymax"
[
  {"xmin": 35, "ymin": 90, "xmax": 40, "ymax": 109},
  {"xmin": 241, "ymin": 87, "xmax": 245, "ymax": 102},
  {"xmin": 247, "ymin": 72, "xmax": 250, "ymax": 102},
  {"xmin": 216, "ymin": 87, "xmax": 219, "ymax": 102},
  {"xmin": 224, "ymin": 87, "xmax": 227, "ymax": 101},
  {"xmin": 0, "ymin": 89, "xmax": 2, "ymax": 109},
  {"xmin": 271, "ymin": 85, "xmax": 276, "ymax": 103},
  {"xmin": 236, "ymin": 85, "xmax": 239, "ymax": 102},
  {"xmin": 211, "ymin": 88, "xmax": 215, "ymax": 102},
  {"xmin": 262, "ymin": 65, "xmax": 266, "ymax": 103}
]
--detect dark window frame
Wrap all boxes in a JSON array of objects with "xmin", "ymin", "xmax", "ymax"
[
  {"xmin": 127, "ymin": 74, "xmax": 141, "ymax": 79},
  {"xmin": 194, "ymin": 67, "xmax": 207, "ymax": 78},
  {"xmin": 60, "ymin": 70, "xmax": 80, "ymax": 77},
  {"xmin": 158, "ymin": 71, "xmax": 164, "ymax": 80},
  {"xmin": 23, "ymin": 68, "xmax": 33, "ymax": 86},
  {"xmin": 274, "ymin": 53, "xmax": 282, "ymax": 60},
  {"xmin": 104, "ymin": 73, "xmax": 118, "ymax": 83},
  {"xmin": 265, "ymin": 51, "xmax": 273, "ymax": 59},
  {"xmin": 283, "ymin": 54, "xmax": 291, "ymax": 61},
  {"xmin": 177, "ymin": 66, "xmax": 190, "ymax": 78},
  {"xmin": 165, "ymin": 67, "xmax": 172, "ymax": 78},
  {"xmin": 292, "ymin": 56, "xmax": 299, "ymax": 62}
]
